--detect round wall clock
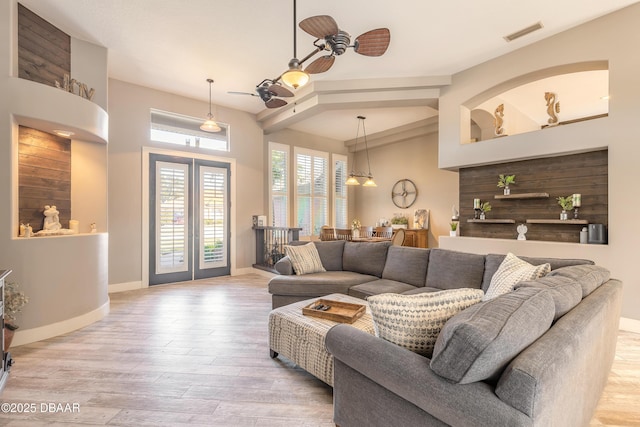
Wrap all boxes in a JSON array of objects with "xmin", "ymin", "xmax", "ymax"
[{"xmin": 391, "ymin": 179, "xmax": 418, "ymax": 208}]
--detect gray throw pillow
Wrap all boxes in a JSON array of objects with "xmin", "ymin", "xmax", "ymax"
[
  {"xmin": 430, "ymin": 287, "xmax": 555, "ymax": 384},
  {"xmin": 514, "ymin": 276, "xmax": 582, "ymax": 320},
  {"xmin": 546, "ymin": 264, "xmax": 611, "ymax": 298}
]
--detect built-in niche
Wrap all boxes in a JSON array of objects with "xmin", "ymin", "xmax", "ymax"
[
  {"xmin": 18, "ymin": 126, "xmax": 71, "ymax": 231},
  {"xmin": 463, "ymin": 62, "xmax": 609, "ymax": 143},
  {"xmin": 459, "ymin": 149, "xmax": 608, "ymax": 243}
]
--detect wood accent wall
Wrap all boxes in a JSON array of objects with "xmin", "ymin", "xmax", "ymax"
[
  {"xmin": 459, "ymin": 150, "xmax": 608, "ymax": 243},
  {"xmin": 18, "ymin": 126, "xmax": 71, "ymax": 232},
  {"xmin": 18, "ymin": 3, "xmax": 71, "ymax": 86}
]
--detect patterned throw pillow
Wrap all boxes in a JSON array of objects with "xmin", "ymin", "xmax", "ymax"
[
  {"xmin": 368, "ymin": 289, "xmax": 484, "ymax": 357},
  {"xmin": 483, "ymin": 252, "xmax": 550, "ymax": 301},
  {"xmin": 284, "ymin": 243, "xmax": 326, "ymax": 275}
]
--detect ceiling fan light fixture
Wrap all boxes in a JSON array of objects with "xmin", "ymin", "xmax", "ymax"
[
  {"xmin": 281, "ymin": 59, "xmax": 309, "ymax": 89},
  {"xmin": 200, "ymin": 78, "xmax": 221, "ymax": 133}
]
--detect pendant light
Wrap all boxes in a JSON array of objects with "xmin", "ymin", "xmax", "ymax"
[
  {"xmin": 346, "ymin": 116, "xmax": 377, "ymax": 187},
  {"xmin": 200, "ymin": 78, "xmax": 221, "ymax": 132},
  {"xmin": 281, "ymin": 0, "xmax": 310, "ymax": 90}
]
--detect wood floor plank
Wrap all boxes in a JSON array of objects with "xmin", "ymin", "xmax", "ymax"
[{"xmin": 0, "ymin": 273, "xmax": 637, "ymax": 426}]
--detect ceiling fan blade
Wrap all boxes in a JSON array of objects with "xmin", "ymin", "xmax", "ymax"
[
  {"xmin": 299, "ymin": 15, "xmax": 339, "ymax": 39},
  {"xmin": 268, "ymin": 84, "xmax": 294, "ymax": 98},
  {"xmin": 228, "ymin": 91, "xmax": 258, "ymax": 96},
  {"xmin": 265, "ymin": 98, "xmax": 288, "ymax": 109},
  {"xmin": 305, "ymin": 55, "xmax": 335, "ymax": 74},
  {"xmin": 354, "ymin": 28, "xmax": 390, "ymax": 56}
]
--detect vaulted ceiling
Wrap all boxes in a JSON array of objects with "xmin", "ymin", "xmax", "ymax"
[{"xmin": 20, "ymin": 0, "xmax": 639, "ymax": 140}]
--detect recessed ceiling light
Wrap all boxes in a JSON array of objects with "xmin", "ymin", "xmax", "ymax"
[
  {"xmin": 504, "ymin": 22, "xmax": 544, "ymax": 42},
  {"xmin": 53, "ymin": 130, "xmax": 74, "ymax": 138}
]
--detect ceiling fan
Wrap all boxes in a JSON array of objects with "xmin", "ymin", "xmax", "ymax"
[
  {"xmin": 228, "ymin": 79, "xmax": 294, "ymax": 109},
  {"xmin": 299, "ymin": 15, "xmax": 391, "ymax": 75}
]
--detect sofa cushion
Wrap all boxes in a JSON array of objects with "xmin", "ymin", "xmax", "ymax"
[
  {"xmin": 368, "ymin": 288, "xmax": 484, "ymax": 357},
  {"xmin": 274, "ymin": 256, "xmax": 294, "ymax": 275},
  {"xmin": 284, "ymin": 243, "xmax": 326, "ymax": 275},
  {"xmin": 515, "ymin": 276, "xmax": 582, "ymax": 320},
  {"xmin": 268, "ymin": 271, "xmax": 378, "ymax": 296},
  {"xmin": 430, "ymin": 287, "xmax": 555, "ymax": 384},
  {"xmin": 425, "ymin": 249, "xmax": 485, "ymax": 290},
  {"xmin": 343, "ymin": 241, "xmax": 391, "ymax": 278},
  {"xmin": 313, "ymin": 240, "xmax": 346, "ymax": 271},
  {"xmin": 482, "ymin": 254, "xmax": 594, "ymax": 292},
  {"xmin": 546, "ymin": 265, "xmax": 611, "ymax": 298},
  {"xmin": 382, "ymin": 246, "xmax": 430, "ymax": 287},
  {"xmin": 349, "ymin": 279, "xmax": 418, "ymax": 300},
  {"xmin": 483, "ymin": 253, "xmax": 550, "ymax": 301}
]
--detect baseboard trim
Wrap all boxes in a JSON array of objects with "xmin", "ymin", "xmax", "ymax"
[
  {"xmin": 108, "ymin": 281, "xmax": 144, "ymax": 293},
  {"xmin": 620, "ymin": 317, "xmax": 640, "ymax": 334},
  {"xmin": 12, "ymin": 300, "xmax": 110, "ymax": 347}
]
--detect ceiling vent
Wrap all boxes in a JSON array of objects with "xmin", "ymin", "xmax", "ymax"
[{"xmin": 504, "ymin": 22, "xmax": 544, "ymax": 42}]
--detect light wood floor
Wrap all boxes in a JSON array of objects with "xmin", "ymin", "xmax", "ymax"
[{"xmin": 0, "ymin": 274, "xmax": 637, "ymax": 426}]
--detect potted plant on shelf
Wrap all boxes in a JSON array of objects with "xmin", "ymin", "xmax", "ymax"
[
  {"xmin": 479, "ymin": 202, "xmax": 492, "ymax": 220},
  {"xmin": 391, "ymin": 214, "xmax": 409, "ymax": 230},
  {"xmin": 449, "ymin": 222, "xmax": 458, "ymax": 237},
  {"xmin": 557, "ymin": 196, "xmax": 574, "ymax": 220},
  {"xmin": 4, "ymin": 281, "xmax": 28, "ymax": 350},
  {"xmin": 497, "ymin": 174, "xmax": 516, "ymax": 195}
]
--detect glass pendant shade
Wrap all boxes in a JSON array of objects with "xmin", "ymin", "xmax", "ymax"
[
  {"xmin": 345, "ymin": 175, "xmax": 361, "ymax": 186},
  {"xmin": 362, "ymin": 176, "xmax": 377, "ymax": 187},
  {"xmin": 281, "ymin": 65, "xmax": 309, "ymax": 89}
]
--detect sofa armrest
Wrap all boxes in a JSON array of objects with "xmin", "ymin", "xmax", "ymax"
[
  {"xmin": 274, "ymin": 256, "xmax": 293, "ymax": 275},
  {"xmin": 326, "ymin": 324, "xmax": 528, "ymax": 427}
]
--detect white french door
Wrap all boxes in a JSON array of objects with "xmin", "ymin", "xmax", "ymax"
[{"xmin": 149, "ymin": 154, "xmax": 230, "ymax": 285}]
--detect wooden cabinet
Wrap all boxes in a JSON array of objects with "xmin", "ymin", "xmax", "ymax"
[{"xmin": 403, "ymin": 229, "xmax": 428, "ymax": 248}]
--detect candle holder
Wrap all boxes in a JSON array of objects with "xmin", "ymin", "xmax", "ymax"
[
  {"xmin": 572, "ymin": 194, "xmax": 582, "ymax": 219},
  {"xmin": 574, "ymin": 207, "xmax": 580, "ymax": 219},
  {"xmin": 474, "ymin": 209, "xmax": 481, "ymax": 219}
]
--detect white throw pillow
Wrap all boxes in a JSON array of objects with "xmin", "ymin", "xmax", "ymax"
[
  {"xmin": 483, "ymin": 252, "xmax": 550, "ymax": 301},
  {"xmin": 368, "ymin": 288, "xmax": 484, "ymax": 357},
  {"xmin": 284, "ymin": 243, "xmax": 326, "ymax": 275}
]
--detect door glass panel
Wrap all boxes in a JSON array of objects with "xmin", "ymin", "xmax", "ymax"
[
  {"xmin": 199, "ymin": 166, "xmax": 227, "ymax": 269},
  {"xmin": 156, "ymin": 161, "xmax": 189, "ymax": 274}
]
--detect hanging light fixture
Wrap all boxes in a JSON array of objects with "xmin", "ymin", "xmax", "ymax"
[
  {"xmin": 346, "ymin": 116, "xmax": 377, "ymax": 187},
  {"xmin": 281, "ymin": 0, "xmax": 310, "ymax": 90},
  {"xmin": 200, "ymin": 78, "xmax": 221, "ymax": 132}
]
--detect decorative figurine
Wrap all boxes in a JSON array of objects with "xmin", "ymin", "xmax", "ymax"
[
  {"xmin": 545, "ymin": 92, "xmax": 560, "ymax": 125},
  {"xmin": 42, "ymin": 205, "xmax": 62, "ymax": 231},
  {"xmin": 517, "ymin": 224, "xmax": 528, "ymax": 240},
  {"xmin": 494, "ymin": 103, "xmax": 505, "ymax": 136}
]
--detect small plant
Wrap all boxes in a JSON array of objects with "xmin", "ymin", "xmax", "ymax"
[
  {"xmin": 497, "ymin": 174, "xmax": 516, "ymax": 188},
  {"xmin": 391, "ymin": 214, "xmax": 408, "ymax": 225},
  {"xmin": 480, "ymin": 202, "xmax": 492, "ymax": 213},
  {"xmin": 5, "ymin": 281, "xmax": 28, "ymax": 329},
  {"xmin": 557, "ymin": 196, "xmax": 574, "ymax": 211},
  {"xmin": 351, "ymin": 218, "xmax": 361, "ymax": 230},
  {"xmin": 498, "ymin": 174, "xmax": 516, "ymax": 188},
  {"xmin": 450, "ymin": 222, "xmax": 458, "ymax": 231}
]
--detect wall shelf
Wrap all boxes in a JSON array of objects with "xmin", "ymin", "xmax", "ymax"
[
  {"xmin": 467, "ymin": 219, "xmax": 516, "ymax": 224},
  {"xmin": 494, "ymin": 192, "xmax": 549, "ymax": 200},
  {"xmin": 526, "ymin": 219, "xmax": 588, "ymax": 225}
]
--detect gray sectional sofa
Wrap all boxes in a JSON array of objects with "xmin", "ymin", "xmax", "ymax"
[{"xmin": 268, "ymin": 240, "xmax": 623, "ymax": 426}]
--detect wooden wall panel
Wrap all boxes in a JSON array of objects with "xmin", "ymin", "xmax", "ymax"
[
  {"xmin": 459, "ymin": 150, "xmax": 608, "ymax": 243},
  {"xmin": 18, "ymin": 126, "xmax": 71, "ymax": 232},
  {"xmin": 18, "ymin": 3, "xmax": 71, "ymax": 86}
]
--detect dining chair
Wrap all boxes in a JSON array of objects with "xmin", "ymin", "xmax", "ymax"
[
  {"xmin": 359, "ymin": 226, "xmax": 374, "ymax": 238},
  {"xmin": 320, "ymin": 225, "xmax": 336, "ymax": 241},
  {"xmin": 391, "ymin": 228, "xmax": 405, "ymax": 246},
  {"xmin": 375, "ymin": 226, "xmax": 393, "ymax": 238},
  {"xmin": 335, "ymin": 228, "xmax": 353, "ymax": 241}
]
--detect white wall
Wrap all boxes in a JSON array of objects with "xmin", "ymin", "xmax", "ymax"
[
  {"xmin": 108, "ymin": 79, "xmax": 264, "ymax": 286},
  {"xmin": 438, "ymin": 3, "xmax": 640, "ymax": 321}
]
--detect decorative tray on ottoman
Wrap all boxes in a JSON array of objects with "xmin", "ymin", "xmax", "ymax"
[{"xmin": 302, "ymin": 299, "xmax": 366, "ymax": 324}]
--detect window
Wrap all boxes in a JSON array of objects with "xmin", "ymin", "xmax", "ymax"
[
  {"xmin": 269, "ymin": 142, "xmax": 290, "ymax": 227},
  {"xmin": 333, "ymin": 154, "xmax": 348, "ymax": 229},
  {"xmin": 150, "ymin": 109, "xmax": 229, "ymax": 152},
  {"xmin": 294, "ymin": 147, "xmax": 328, "ymax": 239}
]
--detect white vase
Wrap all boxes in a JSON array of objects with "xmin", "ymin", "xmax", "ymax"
[
  {"xmin": 560, "ymin": 210, "xmax": 568, "ymax": 220},
  {"xmin": 503, "ymin": 186, "xmax": 510, "ymax": 196},
  {"xmin": 449, "ymin": 230, "xmax": 457, "ymax": 237},
  {"xmin": 479, "ymin": 212, "xmax": 486, "ymax": 220},
  {"xmin": 352, "ymin": 228, "xmax": 360, "ymax": 238}
]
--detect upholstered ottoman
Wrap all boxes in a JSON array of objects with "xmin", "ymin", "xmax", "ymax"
[{"xmin": 268, "ymin": 293, "xmax": 375, "ymax": 386}]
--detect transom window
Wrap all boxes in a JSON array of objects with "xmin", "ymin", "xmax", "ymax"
[{"xmin": 150, "ymin": 109, "xmax": 229, "ymax": 152}]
